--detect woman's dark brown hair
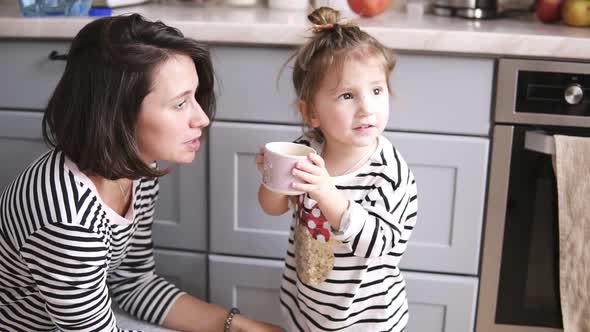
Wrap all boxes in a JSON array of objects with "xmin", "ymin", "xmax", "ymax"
[
  {"xmin": 42, "ymin": 13, "xmax": 215, "ymax": 180},
  {"xmin": 290, "ymin": 7, "xmax": 396, "ymax": 139}
]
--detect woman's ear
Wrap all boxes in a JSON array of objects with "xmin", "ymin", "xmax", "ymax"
[{"xmin": 298, "ymin": 100, "xmax": 320, "ymax": 128}]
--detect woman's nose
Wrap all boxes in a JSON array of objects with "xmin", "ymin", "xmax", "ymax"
[{"xmin": 190, "ymin": 103, "xmax": 210, "ymax": 128}]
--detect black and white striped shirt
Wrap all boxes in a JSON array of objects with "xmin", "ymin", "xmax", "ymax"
[
  {"xmin": 281, "ymin": 135, "xmax": 418, "ymax": 332},
  {"xmin": 0, "ymin": 150, "xmax": 184, "ymax": 332}
]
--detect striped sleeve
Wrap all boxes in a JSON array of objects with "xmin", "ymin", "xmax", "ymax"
[
  {"xmin": 333, "ymin": 160, "xmax": 418, "ymax": 260},
  {"xmin": 107, "ymin": 196, "xmax": 184, "ymax": 326},
  {"xmin": 19, "ymin": 223, "xmax": 136, "ymax": 332}
]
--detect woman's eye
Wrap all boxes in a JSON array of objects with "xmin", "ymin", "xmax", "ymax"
[
  {"xmin": 175, "ymin": 100, "xmax": 187, "ymax": 110},
  {"xmin": 373, "ymin": 87, "xmax": 383, "ymax": 95},
  {"xmin": 339, "ymin": 93, "xmax": 353, "ymax": 100}
]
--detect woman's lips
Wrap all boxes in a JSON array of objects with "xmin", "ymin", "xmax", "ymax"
[{"xmin": 185, "ymin": 138, "xmax": 201, "ymax": 151}]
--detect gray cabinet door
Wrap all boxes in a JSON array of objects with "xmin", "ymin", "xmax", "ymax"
[
  {"xmin": 211, "ymin": 46, "xmax": 493, "ymax": 136},
  {"xmin": 405, "ymin": 271, "xmax": 478, "ymax": 332},
  {"xmin": 209, "ymin": 122, "xmax": 297, "ymax": 258},
  {"xmin": 385, "ymin": 132, "xmax": 489, "ymax": 275},
  {"xmin": 208, "ymin": 254, "xmax": 284, "ymax": 327},
  {"xmin": 0, "ymin": 41, "xmax": 69, "ymax": 110},
  {"xmin": 209, "ymin": 255, "xmax": 478, "ymax": 332},
  {"xmin": 154, "ymin": 249, "xmax": 207, "ymax": 301},
  {"xmin": 153, "ymin": 149, "xmax": 208, "ymax": 251},
  {"xmin": 0, "ymin": 111, "xmax": 48, "ymax": 192}
]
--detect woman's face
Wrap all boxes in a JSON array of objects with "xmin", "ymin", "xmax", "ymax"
[{"xmin": 136, "ymin": 53, "xmax": 210, "ymax": 164}]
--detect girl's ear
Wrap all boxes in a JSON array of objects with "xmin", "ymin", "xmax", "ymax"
[{"xmin": 298, "ymin": 100, "xmax": 320, "ymax": 128}]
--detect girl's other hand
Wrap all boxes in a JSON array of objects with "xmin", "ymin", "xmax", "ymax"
[{"xmin": 255, "ymin": 147, "xmax": 265, "ymax": 176}]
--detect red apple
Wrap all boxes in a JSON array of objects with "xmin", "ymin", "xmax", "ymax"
[
  {"xmin": 535, "ymin": 0, "xmax": 565, "ymax": 22},
  {"xmin": 562, "ymin": 0, "xmax": 590, "ymax": 26},
  {"xmin": 347, "ymin": 0, "xmax": 392, "ymax": 17}
]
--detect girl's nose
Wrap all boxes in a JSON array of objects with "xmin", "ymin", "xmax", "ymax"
[{"xmin": 358, "ymin": 96, "xmax": 374, "ymax": 116}]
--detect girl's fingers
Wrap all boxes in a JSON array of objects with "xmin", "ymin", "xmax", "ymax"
[
  {"xmin": 292, "ymin": 182, "xmax": 316, "ymax": 192},
  {"xmin": 296, "ymin": 160, "xmax": 321, "ymax": 176},
  {"xmin": 308, "ymin": 152, "xmax": 325, "ymax": 168},
  {"xmin": 292, "ymin": 168, "xmax": 318, "ymax": 183}
]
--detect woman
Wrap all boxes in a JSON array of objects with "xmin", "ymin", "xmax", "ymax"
[{"xmin": 0, "ymin": 14, "xmax": 282, "ymax": 332}]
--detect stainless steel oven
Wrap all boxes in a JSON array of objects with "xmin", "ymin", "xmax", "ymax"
[{"xmin": 477, "ymin": 59, "xmax": 590, "ymax": 332}]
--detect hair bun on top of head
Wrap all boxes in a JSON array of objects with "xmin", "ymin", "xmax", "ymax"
[{"xmin": 308, "ymin": 6, "xmax": 355, "ymax": 33}]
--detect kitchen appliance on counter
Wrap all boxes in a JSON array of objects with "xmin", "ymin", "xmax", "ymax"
[
  {"xmin": 92, "ymin": 0, "xmax": 150, "ymax": 8},
  {"xmin": 477, "ymin": 59, "xmax": 590, "ymax": 332},
  {"xmin": 431, "ymin": 0, "xmax": 497, "ymax": 18}
]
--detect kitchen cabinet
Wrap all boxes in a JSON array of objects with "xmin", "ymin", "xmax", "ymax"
[
  {"xmin": 154, "ymin": 249, "xmax": 208, "ymax": 300},
  {"xmin": 153, "ymin": 155, "xmax": 208, "ymax": 252},
  {"xmin": 0, "ymin": 111, "xmax": 48, "ymax": 191},
  {"xmin": 210, "ymin": 122, "xmax": 488, "ymax": 275},
  {"xmin": 0, "ymin": 41, "xmax": 67, "ymax": 110},
  {"xmin": 209, "ymin": 255, "xmax": 478, "ymax": 331},
  {"xmin": 207, "ymin": 45, "xmax": 492, "ymax": 332},
  {"xmin": 212, "ymin": 46, "xmax": 494, "ymax": 136}
]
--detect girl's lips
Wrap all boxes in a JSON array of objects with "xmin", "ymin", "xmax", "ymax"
[
  {"xmin": 186, "ymin": 138, "xmax": 201, "ymax": 151},
  {"xmin": 354, "ymin": 125, "xmax": 376, "ymax": 133}
]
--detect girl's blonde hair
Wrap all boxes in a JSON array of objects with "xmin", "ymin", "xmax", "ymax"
[{"xmin": 290, "ymin": 6, "xmax": 396, "ymax": 140}]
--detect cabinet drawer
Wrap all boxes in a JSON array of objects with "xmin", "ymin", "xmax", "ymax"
[
  {"xmin": 153, "ymin": 150, "xmax": 208, "ymax": 251},
  {"xmin": 405, "ymin": 271, "xmax": 478, "ymax": 332},
  {"xmin": 0, "ymin": 111, "xmax": 48, "ymax": 192},
  {"xmin": 211, "ymin": 46, "xmax": 300, "ymax": 125},
  {"xmin": 210, "ymin": 122, "xmax": 488, "ymax": 275},
  {"xmin": 385, "ymin": 132, "xmax": 489, "ymax": 275},
  {"xmin": 212, "ymin": 46, "xmax": 493, "ymax": 135},
  {"xmin": 154, "ymin": 249, "xmax": 207, "ymax": 301},
  {"xmin": 209, "ymin": 254, "xmax": 284, "ymax": 327},
  {"xmin": 209, "ymin": 255, "xmax": 477, "ymax": 332},
  {"xmin": 0, "ymin": 41, "xmax": 69, "ymax": 110}
]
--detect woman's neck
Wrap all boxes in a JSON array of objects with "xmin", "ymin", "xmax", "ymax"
[
  {"xmin": 86, "ymin": 175, "xmax": 133, "ymax": 217},
  {"xmin": 322, "ymin": 138, "xmax": 378, "ymax": 177}
]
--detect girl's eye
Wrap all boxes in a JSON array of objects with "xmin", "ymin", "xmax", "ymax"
[
  {"xmin": 339, "ymin": 93, "xmax": 353, "ymax": 100},
  {"xmin": 175, "ymin": 100, "xmax": 187, "ymax": 110},
  {"xmin": 373, "ymin": 87, "xmax": 383, "ymax": 95}
]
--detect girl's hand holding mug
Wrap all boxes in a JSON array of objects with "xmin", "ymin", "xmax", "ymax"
[{"xmin": 291, "ymin": 152, "xmax": 339, "ymax": 203}]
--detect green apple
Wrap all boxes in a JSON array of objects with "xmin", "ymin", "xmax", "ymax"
[{"xmin": 562, "ymin": 0, "xmax": 590, "ymax": 26}]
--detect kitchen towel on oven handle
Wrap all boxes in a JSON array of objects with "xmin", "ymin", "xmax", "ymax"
[{"xmin": 553, "ymin": 134, "xmax": 590, "ymax": 332}]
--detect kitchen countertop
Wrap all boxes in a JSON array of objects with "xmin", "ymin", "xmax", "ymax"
[{"xmin": 1, "ymin": 2, "xmax": 589, "ymax": 60}]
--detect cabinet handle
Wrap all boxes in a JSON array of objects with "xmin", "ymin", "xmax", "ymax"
[{"xmin": 48, "ymin": 51, "xmax": 68, "ymax": 61}]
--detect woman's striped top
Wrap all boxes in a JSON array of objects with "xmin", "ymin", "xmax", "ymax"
[
  {"xmin": 280, "ymin": 135, "xmax": 418, "ymax": 332},
  {"xmin": 0, "ymin": 150, "xmax": 184, "ymax": 332}
]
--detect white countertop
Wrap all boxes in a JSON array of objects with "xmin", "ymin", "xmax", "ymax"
[{"xmin": 1, "ymin": 2, "xmax": 590, "ymax": 60}]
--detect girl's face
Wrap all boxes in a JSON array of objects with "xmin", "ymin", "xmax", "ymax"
[
  {"xmin": 305, "ymin": 56, "xmax": 390, "ymax": 151},
  {"xmin": 136, "ymin": 53, "xmax": 210, "ymax": 164}
]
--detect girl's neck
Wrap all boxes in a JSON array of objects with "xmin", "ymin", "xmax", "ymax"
[{"xmin": 322, "ymin": 137, "xmax": 378, "ymax": 177}]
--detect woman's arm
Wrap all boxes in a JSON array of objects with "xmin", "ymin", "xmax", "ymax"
[{"xmin": 163, "ymin": 294, "xmax": 283, "ymax": 332}]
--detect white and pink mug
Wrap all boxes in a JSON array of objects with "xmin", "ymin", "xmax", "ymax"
[{"xmin": 262, "ymin": 142, "xmax": 316, "ymax": 196}]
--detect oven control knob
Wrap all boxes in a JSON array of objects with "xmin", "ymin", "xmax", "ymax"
[{"xmin": 564, "ymin": 83, "xmax": 583, "ymax": 105}]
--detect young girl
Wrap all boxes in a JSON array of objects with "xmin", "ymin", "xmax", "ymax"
[{"xmin": 256, "ymin": 7, "xmax": 418, "ymax": 332}]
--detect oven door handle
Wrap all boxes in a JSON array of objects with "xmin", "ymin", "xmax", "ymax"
[{"xmin": 524, "ymin": 130, "xmax": 555, "ymax": 155}]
